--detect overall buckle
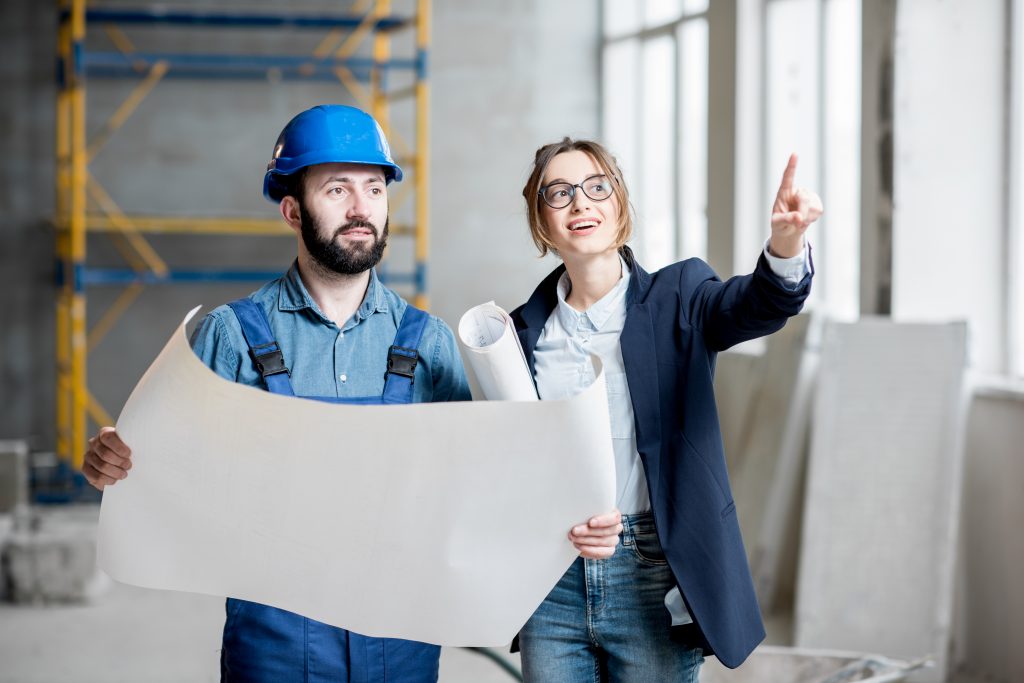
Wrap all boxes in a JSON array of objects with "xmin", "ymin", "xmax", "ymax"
[
  {"xmin": 250, "ymin": 342, "xmax": 289, "ymax": 377},
  {"xmin": 386, "ymin": 345, "xmax": 418, "ymax": 382}
]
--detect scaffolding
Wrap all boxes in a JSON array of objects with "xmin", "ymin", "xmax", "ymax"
[{"xmin": 54, "ymin": 0, "xmax": 432, "ymax": 474}]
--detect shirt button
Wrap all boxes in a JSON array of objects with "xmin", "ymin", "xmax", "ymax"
[{"xmin": 339, "ymin": 374, "xmax": 348, "ymax": 383}]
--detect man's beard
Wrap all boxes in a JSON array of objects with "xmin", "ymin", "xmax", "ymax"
[{"xmin": 299, "ymin": 203, "xmax": 389, "ymax": 276}]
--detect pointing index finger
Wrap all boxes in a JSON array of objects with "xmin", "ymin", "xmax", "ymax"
[{"xmin": 779, "ymin": 153, "xmax": 799, "ymax": 195}]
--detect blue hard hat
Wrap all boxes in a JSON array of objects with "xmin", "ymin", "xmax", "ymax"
[{"xmin": 263, "ymin": 104, "xmax": 403, "ymax": 203}]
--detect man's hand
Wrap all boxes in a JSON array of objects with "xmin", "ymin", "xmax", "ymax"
[
  {"xmin": 770, "ymin": 153, "xmax": 823, "ymax": 258},
  {"xmin": 569, "ymin": 509, "xmax": 622, "ymax": 560},
  {"xmin": 82, "ymin": 426, "xmax": 132, "ymax": 491}
]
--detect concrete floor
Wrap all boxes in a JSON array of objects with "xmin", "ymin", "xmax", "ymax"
[
  {"xmin": 0, "ymin": 503, "xmax": 521, "ymax": 682},
  {"xmin": 0, "ymin": 507, "xmax": 987, "ymax": 683},
  {"xmin": 2, "ymin": 575, "xmax": 994, "ymax": 682},
  {"xmin": 0, "ymin": 580, "xmax": 521, "ymax": 683}
]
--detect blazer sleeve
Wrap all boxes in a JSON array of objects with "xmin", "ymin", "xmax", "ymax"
[{"xmin": 681, "ymin": 252, "xmax": 812, "ymax": 352}]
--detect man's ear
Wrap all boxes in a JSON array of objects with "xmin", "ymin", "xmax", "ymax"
[{"xmin": 279, "ymin": 196, "xmax": 302, "ymax": 234}]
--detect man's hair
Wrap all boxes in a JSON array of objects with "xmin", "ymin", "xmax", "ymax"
[
  {"xmin": 521, "ymin": 137, "xmax": 633, "ymax": 257},
  {"xmin": 280, "ymin": 167, "xmax": 309, "ymax": 204}
]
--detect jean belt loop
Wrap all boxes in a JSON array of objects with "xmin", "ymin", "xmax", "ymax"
[{"xmin": 620, "ymin": 513, "xmax": 633, "ymax": 545}]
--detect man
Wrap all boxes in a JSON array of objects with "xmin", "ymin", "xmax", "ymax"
[{"xmin": 81, "ymin": 104, "xmax": 471, "ymax": 682}]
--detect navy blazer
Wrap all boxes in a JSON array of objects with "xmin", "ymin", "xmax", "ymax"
[{"xmin": 510, "ymin": 246, "xmax": 812, "ymax": 668}]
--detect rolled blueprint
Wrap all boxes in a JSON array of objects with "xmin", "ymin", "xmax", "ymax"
[{"xmin": 458, "ymin": 302, "xmax": 538, "ymax": 401}]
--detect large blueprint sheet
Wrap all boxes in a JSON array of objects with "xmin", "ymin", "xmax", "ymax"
[{"xmin": 98, "ymin": 308, "xmax": 616, "ymax": 646}]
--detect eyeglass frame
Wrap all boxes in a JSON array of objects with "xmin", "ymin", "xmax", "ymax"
[{"xmin": 537, "ymin": 174, "xmax": 616, "ymax": 210}]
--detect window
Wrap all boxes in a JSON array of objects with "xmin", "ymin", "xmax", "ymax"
[
  {"xmin": 1011, "ymin": 0, "xmax": 1024, "ymax": 377},
  {"xmin": 746, "ymin": 0, "xmax": 861, "ymax": 319},
  {"xmin": 601, "ymin": 1, "xmax": 709, "ymax": 271}
]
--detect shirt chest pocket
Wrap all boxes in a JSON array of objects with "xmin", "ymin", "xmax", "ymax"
[{"xmin": 604, "ymin": 372, "xmax": 636, "ymax": 440}]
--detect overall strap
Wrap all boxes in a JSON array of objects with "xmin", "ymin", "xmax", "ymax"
[
  {"xmin": 381, "ymin": 305, "xmax": 430, "ymax": 404},
  {"xmin": 226, "ymin": 298, "xmax": 296, "ymax": 396}
]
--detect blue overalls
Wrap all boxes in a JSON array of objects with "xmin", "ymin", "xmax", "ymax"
[{"xmin": 219, "ymin": 297, "xmax": 440, "ymax": 683}]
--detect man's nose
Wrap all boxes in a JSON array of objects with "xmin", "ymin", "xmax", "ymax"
[{"xmin": 347, "ymin": 191, "xmax": 370, "ymax": 219}]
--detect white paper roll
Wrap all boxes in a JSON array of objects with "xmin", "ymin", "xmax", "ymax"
[{"xmin": 457, "ymin": 302, "xmax": 538, "ymax": 401}]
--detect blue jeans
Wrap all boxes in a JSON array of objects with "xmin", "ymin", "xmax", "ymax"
[{"xmin": 519, "ymin": 513, "xmax": 704, "ymax": 683}]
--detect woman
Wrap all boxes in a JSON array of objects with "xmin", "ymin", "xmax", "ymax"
[{"xmin": 510, "ymin": 138, "xmax": 821, "ymax": 682}]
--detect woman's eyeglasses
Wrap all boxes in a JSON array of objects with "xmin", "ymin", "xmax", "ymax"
[{"xmin": 538, "ymin": 175, "xmax": 613, "ymax": 209}]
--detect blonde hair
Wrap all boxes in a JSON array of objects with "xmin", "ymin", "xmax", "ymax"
[{"xmin": 521, "ymin": 138, "xmax": 634, "ymax": 257}]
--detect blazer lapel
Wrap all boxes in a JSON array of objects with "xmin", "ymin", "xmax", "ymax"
[
  {"xmin": 514, "ymin": 263, "xmax": 564, "ymax": 375},
  {"xmin": 621, "ymin": 303, "xmax": 663, "ymax": 462},
  {"xmin": 518, "ymin": 328, "xmax": 542, "ymax": 377},
  {"xmin": 620, "ymin": 249, "xmax": 663, "ymax": 468}
]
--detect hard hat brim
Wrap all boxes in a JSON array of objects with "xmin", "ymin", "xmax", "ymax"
[{"xmin": 263, "ymin": 157, "xmax": 403, "ymax": 203}]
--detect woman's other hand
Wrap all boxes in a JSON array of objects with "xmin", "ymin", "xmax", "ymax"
[{"xmin": 569, "ymin": 509, "xmax": 623, "ymax": 559}]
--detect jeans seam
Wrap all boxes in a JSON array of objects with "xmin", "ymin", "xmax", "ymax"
[
  {"xmin": 688, "ymin": 648, "xmax": 702, "ymax": 683},
  {"xmin": 584, "ymin": 559, "xmax": 594, "ymax": 646}
]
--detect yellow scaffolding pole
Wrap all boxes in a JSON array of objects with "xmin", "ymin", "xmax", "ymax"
[
  {"xmin": 70, "ymin": 0, "xmax": 88, "ymax": 468},
  {"xmin": 82, "ymin": 214, "xmax": 415, "ymax": 237},
  {"xmin": 86, "ymin": 173, "xmax": 170, "ymax": 276},
  {"xmin": 87, "ymin": 214, "xmax": 291, "ymax": 235},
  {"xmin": 86, "ymin": 60, "xmax": 169, "ymax": 164},
  {"xmin": 372, "ymin": 0, "xmax": 391, "ymax": 133},
  {"xmin": 415, "ymin": 0, "xmax": 430, "ymax": 310},
  {"xmin": 87, "ymin": 284, "xmax": 143, "ymax": 353}
]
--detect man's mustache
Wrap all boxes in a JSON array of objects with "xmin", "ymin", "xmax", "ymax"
[{"xmin": 334, "ymin": 220, "xmax": 378, "ymax": 238}]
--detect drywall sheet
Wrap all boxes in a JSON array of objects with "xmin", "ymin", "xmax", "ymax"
[
  {"xmin": 738, "ymin": 314, "xmax": 818, "ymax": 613},
  {"xmin": 795, "ymin": 319, "xmax": 967, "ymax": 682},
  {"xmin": 98, "ymin": 308, "xmax": 616, "ymax": 647}
]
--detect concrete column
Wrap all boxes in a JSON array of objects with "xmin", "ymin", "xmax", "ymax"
[
  {"xmin": 889, "ymin": 0, "xmax": 1006, "ymax": 372},
  {"xmin": 859, "ymin": 0, "xmax": 896, "ymax": 316},
  {"xmin": 707, "ymin": 0, "xmax": 738, "ymax": 278}
]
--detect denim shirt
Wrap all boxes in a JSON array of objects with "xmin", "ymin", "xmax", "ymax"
[{"xmin": 190, "ymin": 262, "xmax": 471, "ymax": 404}]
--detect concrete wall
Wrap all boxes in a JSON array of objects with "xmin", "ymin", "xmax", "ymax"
[
  {"xmin": 0, "ymin": 1, "xmax": 58, "ymax": 452},
  {"xmin": 891, "ymin": 0, "xmax": 1007, "ymax": 372},
  {"xmin": 955, "ymin": 387, "xmax": 1024, "ymax": 682},
  {"xmin": 0, "ymin": 0, "xmax": 597, "ymax": 445},
  {"xmin": 429, "ymin": 0, "xmax": 599, "ymax": 349}
]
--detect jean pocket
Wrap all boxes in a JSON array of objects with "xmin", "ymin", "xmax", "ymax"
[{"xmin": 628, "ymin": 529, "xmax": 668, "ymax": 565}]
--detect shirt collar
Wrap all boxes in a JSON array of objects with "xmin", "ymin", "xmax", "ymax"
[
  {"xmin": 278, "ymin": 261, "xmax": 389, "ymax": 323},
  {"xmin": 554, "ymin": 255, "xmax": 631, "ymax": 331}
]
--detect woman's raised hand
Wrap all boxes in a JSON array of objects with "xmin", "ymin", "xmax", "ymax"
[{"xmin": 769, "ymin": 153, "xmax": 823, "ymax": 258}]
